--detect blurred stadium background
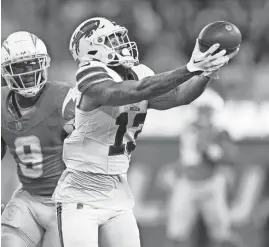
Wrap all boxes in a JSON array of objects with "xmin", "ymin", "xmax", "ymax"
[{"xmin": 1, "ymin": 0, "xmax": 269, "ymax": 247}]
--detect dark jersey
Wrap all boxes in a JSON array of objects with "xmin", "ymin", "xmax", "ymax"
[{"xmin": 1, "ymin": 81, "xmax": 75, "ymax": 196}]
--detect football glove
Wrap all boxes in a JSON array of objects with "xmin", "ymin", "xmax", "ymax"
[
  {"xmin": 201, "ymin": 47, "xmax": 240, "ymax": 79},
  {"xmin": 187, "ymin": 39, "xmax": 230, "ymax": 73}
]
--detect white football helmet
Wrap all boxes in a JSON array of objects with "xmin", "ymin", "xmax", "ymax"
[
  {"xmin": 1, "ymin": 31, "xmax": 50, "ymax": 97},
  {"xmin": 69, "ymin": 17, "xmax": 139, "ymax": 68}
]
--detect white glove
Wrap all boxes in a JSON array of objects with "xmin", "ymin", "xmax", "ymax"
[
  {"xmin": 187, "ymin": 39, "xmax": 229, "ymax": 73},
  {"xmin": 202, "ymin": 46, "xmax": 240, "ymax": 79}
]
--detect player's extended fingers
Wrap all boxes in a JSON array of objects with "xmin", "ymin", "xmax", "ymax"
[
  {"xmin": 203, "ymin": 43, "xmax": 220, "ymax": 56},
  {"xmin": 211, "ymin": 55, "xmax": 229, "ymax": 66},
  {"xmin": 210, "ymin": 49, "xmax": 227, "ymax": 60},
  {"xmin": 206, "ymin": 60, "xmax": 227, "ymax": 71}
]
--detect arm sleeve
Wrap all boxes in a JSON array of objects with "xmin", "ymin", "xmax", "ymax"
[{"xmin": 148, "ymin": 75, "xmax": 210, "ymax": 110}]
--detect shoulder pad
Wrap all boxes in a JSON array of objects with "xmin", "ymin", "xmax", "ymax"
[
  {"xmin": 78, "ymin": 61, "xmax": 110, "ymax": 73},
  {"xmin": 76, "ymin": 61, "xmax": 115, "ymax": 93}
]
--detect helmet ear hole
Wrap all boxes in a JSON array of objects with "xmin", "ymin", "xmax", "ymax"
[{"xmin": 88, "ymin": 50, "xmax": 98, "ymax": 55}]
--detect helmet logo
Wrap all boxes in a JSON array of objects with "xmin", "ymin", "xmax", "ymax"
[
  {"xmin": 72, "ymin": 20, "xmax": 100, "ymax": 55},
  {"xmin": 30, "ymin": 34, "xmax": 37, "ymax": 47}
]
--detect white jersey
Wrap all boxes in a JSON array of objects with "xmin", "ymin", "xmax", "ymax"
[
  {"xmin": 63, "ymin": 61, "xmax": 154, "ymax": 174},
  {"xmin": 54, "ymin": 61, "xmax": 154, "ymax": 209}
]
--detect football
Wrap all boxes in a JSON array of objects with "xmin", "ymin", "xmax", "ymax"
[{"xmin": 198, "ymin": 21, "xmax": 242, "ymax": 55}]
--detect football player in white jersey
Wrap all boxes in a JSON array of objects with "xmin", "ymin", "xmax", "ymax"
[{"xmin": 53, "ymin": 17, "xmax": 239, "ymax": 247}]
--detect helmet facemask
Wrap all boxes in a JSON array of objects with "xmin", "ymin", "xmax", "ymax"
[
  {"xmin": 2, "ymin": 55, "xmax": 50, "ymax": 98},
  {"xmin": 100, "ymin": 27, "xmax": 139, "ymax": 68}
]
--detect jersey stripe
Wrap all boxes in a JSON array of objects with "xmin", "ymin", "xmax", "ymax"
[
  {"xmin": 56, "ymin": 203, "xmax": 65, "ymax": 247},
  {"xmin": 77, "ymin": 73, "xmax": 114, "ymax": 93},
  {"xmin": 76, "ymin": 65, "xmax": 114, "ymax": 93},
  {"xmin": 76, "ymin": 66, "xmax": 107, "ymax": 82}
]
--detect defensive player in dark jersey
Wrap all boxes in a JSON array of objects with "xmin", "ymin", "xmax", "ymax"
[
  {"xmin": 1, "ymin": 31, "xmax": 76, "ymax": 247},
  {"xmin": 54, "ymin": 18, "xmax": 239, "ymax": 247}
]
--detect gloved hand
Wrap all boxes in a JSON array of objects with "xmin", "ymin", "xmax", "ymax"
[
  {"xmin": 187, "ymin": 39, "xmax": 230, "ymax": 73},
  {"xmin": 202, "ymin": 47, "xmax": 240, "ymax": 79}
]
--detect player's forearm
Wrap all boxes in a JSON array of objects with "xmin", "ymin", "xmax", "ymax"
[
  {"xmin": 93, "ymin": 65, "xmax": 200, "ymax": 106},
  {"xmin": 137, "ymin": 65, "xmax": 200, "ymax": 99},
  {"xmin": 174, "ymin": 74, "xmax": 211, "ymax": 105},
  {"xmin": 148, "ymin": 75, "xmax": 211, "ymax": 110}
]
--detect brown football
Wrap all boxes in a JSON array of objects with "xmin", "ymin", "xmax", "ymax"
[{"xmin": 198, "ymin": 21, "xmax": 242, "ymax": 55}]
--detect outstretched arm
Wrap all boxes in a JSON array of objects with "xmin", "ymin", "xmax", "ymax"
[
  {"xmin": 80, "ymin": 65, "xmax": 199, "ymax": 107},
  {"xmin": 148, "ymin": 74, "xmax": 211, "ymax": 110},
  {"xmin": 147, "ymin": 46, "xmax": 240, "ymax": 110},
  {"xmin": 78, "ymin": 43, "xmax": 229, "ymax": 111}
]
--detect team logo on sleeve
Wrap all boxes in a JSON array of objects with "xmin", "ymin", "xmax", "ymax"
[
  {"xmin": 4, "ymin": 204, "xmax": 20, "ymax": 222},
  {"xmin": 130, "ymin": 106, "xmax": 140, "ymax": 111}
]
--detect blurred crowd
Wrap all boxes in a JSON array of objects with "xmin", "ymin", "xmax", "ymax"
[{"xmin": 2, "ymin": 0, "xmax": 269, "ymax": 100}]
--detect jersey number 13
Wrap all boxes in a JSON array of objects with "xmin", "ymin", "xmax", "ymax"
[{"xmin": 109, "ymin": 112, "xmax": 146, "ymax": 156}]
